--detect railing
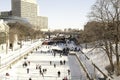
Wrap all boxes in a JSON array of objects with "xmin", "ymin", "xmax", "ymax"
[{"xmin": 79, "ymin": 50, "xmax": 112, "ymax": 79}]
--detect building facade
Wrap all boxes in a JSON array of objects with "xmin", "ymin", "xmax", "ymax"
[
  {"xmin": 0, "ymin": 11, "xmax": 12, "ymax": 18},
  {"xmin": 0, "ymin": 0, "xmax": 48, "ymax": 31}
]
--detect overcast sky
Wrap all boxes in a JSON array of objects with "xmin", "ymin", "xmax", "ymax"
[{"xmin": 0, "ymin": 0, "xmax": 96, "ymax": 30}]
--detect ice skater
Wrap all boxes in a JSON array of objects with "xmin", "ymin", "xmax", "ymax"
[
  {"xmin": 50, "ymin": 61, "xmax": 52, "ymax": 65},
  {"xmin": 27, "ymin": 68, "xmax": 29, "ymax": 74},
  {"xmin": 36, "ymin": 64, "xmax": 38, "ymax": 69},
  {"xmin": 63, "ymin": 60, "xmax": 66, "ymax": 65},
  {"xmin": 57, "ymin": 71, "xmax": 61, "ymax": 77},
  {"xmin": 54, "ymin": 64, "xmax": 56, "ymax": 68},
  {"xmin": 60, "ymin": 60, "xmax": 63, "ymax": 65},
  {"xmin": 68, "ymin": 69, "xmax": 70, "ymax": 75}
]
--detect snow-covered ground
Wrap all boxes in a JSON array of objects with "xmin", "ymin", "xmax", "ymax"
[
  {"xmin": 1, "ymin": 39, "xmax": 120, "ymax": 80},
  {"xmin": 0, "ymin": 48, "xmax": 70, "ymax": 80},
  {"xmin": 68, "ymin": 55, "xmax": 87, "ymax": 80},
  {"xmin": 82, "ymin": 46, "xmax": 120, "ymax": 80},
  {"xmin": 0, "ymin": 40, "xmax": 42, "ymax": 72},
  {"xmin": 0, "ymin": 40, "xmax": 87, "ymax": 80},
  {"xmin": 82, "ymin": 48, "xmax": 109, "ymax": 74}
]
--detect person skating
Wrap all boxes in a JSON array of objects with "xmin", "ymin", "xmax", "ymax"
[
  {"xmin": 27, "ymin": 68, "xmax": 29, "ymax": 74},
  {"xmin": 60, "ymin": 60, "xmax": 63, "ymax": 65},
  {"xmin": 68, "ymin": 69, "xmax": 70, "ymax": 75},
  {"xmin": 54, "ymin": 64, "xmax": 56, "ymax": 68},
  {"xmin": 36, "ymin": 64, "xmax": 38, "ymax": 69},
  {"xmin": 63, "ymin": 60, "xmax": 66, "ymax": 65},
  {"xmin": 57, "ymin": 71, "xmax": 61, "ymax": 77},
  {"xmin": 50, "ymin": 61, "xmax": 52, "ymax": 65}
]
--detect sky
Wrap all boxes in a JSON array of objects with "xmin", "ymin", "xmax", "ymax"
[{"xmin": 0, "ymin": 0, "xmax": 96, "ymax": 30}]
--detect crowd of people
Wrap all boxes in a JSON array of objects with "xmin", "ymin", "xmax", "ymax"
[{"xmin": 5, "ymin": 40, "xmax": 72, "ymax": 80}]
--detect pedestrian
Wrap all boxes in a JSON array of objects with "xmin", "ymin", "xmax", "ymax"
[
  {"xmin": 24, "ymin": 56, "xmax": 27, "ymax": 59},
  {"xmin": 10, "ymin": 65, "xmax": 12, "ymax": 69},
  {"xmin": 27, "ymin": 68, "xmax": 29, "ymax": 74},
  {"xmin": 60, "ymin": 60, "xmax": 63, "ymax": 65},
  {"xmin": 36, "ymin": 64, "xmax": 38, "ymax": 69},
  {"xmin": 24, "ymin": 62, "xmax": 27, "ymax": 67},
  {"xmin": 60, "ymin": 52, "xmax": 62, "ymax": 57},
  {"xmin": 50, "ymin": 61, "xmax": 52, "ymax": 65},
  {"xmin": 28, "ymin": 61, "xmax": 30, "ymax": 65},
  {"xmin": 39, "ymin": 69, "xmax": 44, "ymax": 77},
  {"xmin": 43, "ymin": 69, "xmax": 45, "ymax": 73},
  {"xmin": 39, "ymin": 69, "xmax": 42, "ymax": 74},
  {"xmin": 68, "ymin": 69, "xmax": 70, "ymax": 75},
  {"xmin": 45, "ymin": 69, "xmax": 47, "ymax": 73},
  {"xmin": 39, "ymin": 65, "xmax": 41, "ymax": 70},
  {"xmin": 6, "ymin": 73, "xmax": 9, "ymax": 76},
  {"xmin": 54, "ymin": 64, "xmax": 56, "ymax": 68},
  {"xmin": 57, "ymin": 71, "xmax": 61, "ymax": 77},
  {"xmin": 63, "ymin": 60, "xmax": 66, "ymax": 65},
  {"xmin": 23, "ymin": 61, "xmax": 27, "ymax": 67},
  {"xmin": 22, "ymin": 63, "xmax": 25, "ymax": 67},
  {"xmin": 54, "ymin": 52, "xmax": 56, "ymax": 57}
]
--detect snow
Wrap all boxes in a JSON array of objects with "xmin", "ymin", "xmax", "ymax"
[
  {"xmin": 82, "ymin": 46, "xmax": 120, "ymax": 80},
  {"xmin": 0, "ymin": 39, "xmax": 120, "ymax": 80},
  {"xmin": 0, "ymin": 40, "xmax": 71, "ymax": 80},
  {"xmin": 82, "ymin": 48, "xmax": 110, "ymax": 73},
  {"xmin": 0, "ymin": 52, "xmax": 70, "ymax": 80}
]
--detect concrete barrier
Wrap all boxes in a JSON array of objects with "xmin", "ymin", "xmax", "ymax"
[{"xmin": 69, "ymin": 52, "xmax": 91, "ymax": 80}]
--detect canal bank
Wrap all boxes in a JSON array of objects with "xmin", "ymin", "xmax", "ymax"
[{"xmin": 0, "ymin": 39, "xmax": 42, "ymax": 73}]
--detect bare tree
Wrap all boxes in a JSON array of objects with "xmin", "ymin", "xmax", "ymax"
[{"xmin": 89, "ymin": 0, "xmax": 120, "ymax": 75}]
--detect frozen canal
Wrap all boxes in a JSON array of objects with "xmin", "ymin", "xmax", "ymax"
[
  {"xmin": 68, "ymin": 55, "xmax": 87, "ymax": 80},
  {"xmin": 0, "ymin": 47, "xmax": 71, "ymax": 80},
  {"xmin": 0, "ymin": 44, "xmax": 90, "ymax": 80}
]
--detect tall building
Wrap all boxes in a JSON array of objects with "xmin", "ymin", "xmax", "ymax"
[
  {"xmin": 0, "ymin": 0, "xmax": 48, "ymax": 31},
  {"xmin": 12, "ymin": 0, "xmax": 37, "ymax": 27}
]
